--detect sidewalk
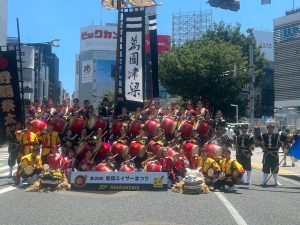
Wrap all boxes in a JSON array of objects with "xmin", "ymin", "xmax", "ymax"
[{"xmin": 233, "ymin": 147, "xmax": 300, "ymax": 176}]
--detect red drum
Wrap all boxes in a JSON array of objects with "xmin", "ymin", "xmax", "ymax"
[
  {"xmin": 145, "ymin": 161, "xmax": 162, "ymax": 172},
  {"xmin": 160, "ymin": 117, "xmax": 177, "ymax": 135},
  {"xmin": 207, "ymin": 167, "xmax": 215, "ymax": 178},
  {"xmin": 178, "ymin": 121, "xmax": 193, "ymax": 137},
  {"xmin": 50, "ymin": 117, "xmax": 68, "ymax": 134},
  {"xmin": 87, "ymin": 116, "xmax": 107, "ymax": 131},
  {"xmin": 94, "ymin": 142, "xmax": 111, "ymax": 158},
  {"xmin": 129, "ymin": 120, "xmax": 143, "ymax": 135},
  {"xmin": 68, "ymin": 116, "xmax": 86, "ymax": 133},
  {"xmin": 167, "ymin": 150, "xmax": 179, "ymax": 159},
  {"xmin": 194, "ymin": 120, "xmax": 210, "ymax": 137},
  {"xmin": 76, "ymin": 143, "xmax": 93, "ymax": 159},
  {"xmin": 111, "ymin": 141, "xmax": 128, "ymax": 158},
  {"xmin": 111, "ymin": 120, "xmax": 123, "ymax": 134},
  {"xmin": 203, "ymin": 143, "xmax": 223, "ymax": 159},
  {"xmin": 182, "ymin": 141, "xmax": 199, "ymax": 159},
  {"xmin": 144, "ymin": 120, "xmax": 160, "ymax": 136},
  {"xmin": 129, "ymin": 141, "xmax": 146, "ymax": 158},
  {"xmin": 95, "ymin": 163, "xmax": 113, "ymax": 172},
  {"xmin": 31, "ymin": 119, "xmax": 47, "ymax": 133},
  {"xmin": 119, "ymin": 164, "xmax": 135, "ymax": 172},
  {"xmin": 147, "ymin": 141, "xmax": 162, "ymax": 156}
]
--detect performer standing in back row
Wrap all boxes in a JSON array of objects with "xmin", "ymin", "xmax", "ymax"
[
  {"xmin": 260, "ymin": 123, "xmax": 282, "ymax": 186},
  {"xmin": 235, "ymin": 124, "xmax": 254, "ymax": 185}
]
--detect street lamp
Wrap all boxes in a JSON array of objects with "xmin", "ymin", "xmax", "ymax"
[{"xmin": 231, "ymin": 104, "xmax": 239, "ymax": 123}]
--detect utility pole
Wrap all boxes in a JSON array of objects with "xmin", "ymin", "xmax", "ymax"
[
  {"xmin": 247, "ymin": 28, "xmax": 256, "ymax": 132},
  {"xmin": 114, "ymin": 0, "xmax": 122, "ymax": 105}
]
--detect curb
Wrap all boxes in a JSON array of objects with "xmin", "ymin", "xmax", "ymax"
[{"xmin": 252, "ymin": 162, "xmax": 298, "ymax": 175}]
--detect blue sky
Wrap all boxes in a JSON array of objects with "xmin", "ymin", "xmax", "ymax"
[{"xmin": 7, "ymin": 0, "xmax": 298, "ymax": 95}]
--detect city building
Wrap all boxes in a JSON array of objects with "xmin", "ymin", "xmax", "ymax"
[
  {"xmin": 253, "ymin": 30, "xmax": 274, "ymax": 118},
  {"xmin": 0, "ymin": 0, "xmax": 7, "ymax": 47},
  {"xmin": 7, "ymin": 39, "xmax": 61, "ymax": 105},
  {"xmin": 77, "ymin": 17, "xmax": 171, "ymax": 107},
  {"xmin": 274, "ymin": 10, "xmax": 300, "ymax": 108},
  {"xmin": 77, "ymin": 23, "xmax": 117, "ymax": 107}
]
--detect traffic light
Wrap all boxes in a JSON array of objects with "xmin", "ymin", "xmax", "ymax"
[{"xmin": 208, "ymin": 0, "xmax": 240, "ymax": 12}]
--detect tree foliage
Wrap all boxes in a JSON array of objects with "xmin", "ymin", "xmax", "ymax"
[{"xmin": 159, "ymin": 22, "xmax": 265, "ymax": 119}]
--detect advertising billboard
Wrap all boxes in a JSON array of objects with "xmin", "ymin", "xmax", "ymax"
[
  {"xmin": 145, "ymin": 35, "xmax": 171, "ymax": 53},
  {"xmin": 253, "ymin": 30, "xmax": 274, "ymax": 61},
  {"xmin": 80, "ymin": 24, "xmax": 117, "ymax": 52},
  {"xmin": 81, "ymin": 60, "xmax": 93, "ymax": 84}
]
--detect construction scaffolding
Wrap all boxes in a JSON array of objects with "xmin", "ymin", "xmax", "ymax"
[{"xmin": 172, "ymin": 10, "xmax": 213, "ymax": 46}]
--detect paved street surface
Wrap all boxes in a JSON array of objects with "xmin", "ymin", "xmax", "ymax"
[{"xmin": 0, "ymin": 146, "xmax": 299, "ymax": 225}]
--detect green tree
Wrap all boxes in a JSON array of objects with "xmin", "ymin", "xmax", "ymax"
[
  {"xmin": 159, "ymin": 22, "xmax": 265, "ymax": 120},
  {"xmin": 102, "ymin": 90, "xmax": 115, "ymax": 104}
]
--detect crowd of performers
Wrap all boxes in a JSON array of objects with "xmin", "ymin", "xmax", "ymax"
[{"xmin": 7, "ymin": 97, "xmax": 290, "ymax": 191}]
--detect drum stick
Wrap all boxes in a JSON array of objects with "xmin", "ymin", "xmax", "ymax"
[
  {"xmin": 91, "ymin": 131, "xmax": 108, "ymax": 160},
  {"xmin": 112, "ymin": 153, "xmax": 119, "ymax": 158}
]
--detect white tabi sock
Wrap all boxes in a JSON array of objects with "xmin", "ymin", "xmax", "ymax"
[
  {"xmin": 242, "ymin": 174, "xmax": 247, "ymax": 183},
  {"xmin": 260, "ymin": 173, "xmax": 268, "ymax": 186},
  {"xmin": 8, "ymin": 167, "xmax": 13, "ymax": 177},
  {"xmin": 246, "ymin": 171, "xmax": 252, "ymax": 185},
  {"xmin": 273, "ymin": 174, "xmax": 282, "ymax": 186}
]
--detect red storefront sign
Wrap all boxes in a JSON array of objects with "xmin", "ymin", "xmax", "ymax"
[{"xmin": 145, "ymin": 35, "xmax": 171, "ymax": 53}]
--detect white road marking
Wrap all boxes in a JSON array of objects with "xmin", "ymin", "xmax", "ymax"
[
  {"xmin": 215, "ymin": 192, "xmax": 248, "ymax": 225},
  {"xmin": 0, "ymin": 186, "xmax": 16, "ymax": 195},
  {"xmin": 0, "ymin": 166, "xmax": 9, "ymax": 172},
  {"xmin": 278, "ymin": 175, "xmax": 300, "ymax": 186}
]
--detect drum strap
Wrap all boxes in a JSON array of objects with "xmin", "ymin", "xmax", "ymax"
[{"xmin": 237, "ymin": 148, "xmax": 251, "ymax": 156}]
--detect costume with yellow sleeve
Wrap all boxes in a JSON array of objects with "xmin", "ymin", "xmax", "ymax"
[
  {"xmin": 39, "ymin": 131, "xmax": 61, "ymax": 157},
  {"xmin": 213, "ymin": 158, "xmax": 244, "ymax": 191},
  {"xmin": 219, "ymin": 158, "xmax": 244, "ymax": 180},
  {"xmin": 19, "ymin": 131, "xmax": 39, "ymax": 156},
  {"xmin": 197, "ymin": 157, "xmax": 221, "ymax": 176},
  {"xmin": 20, "ymin": 153, "xmax": 43, "ymax": 170}
]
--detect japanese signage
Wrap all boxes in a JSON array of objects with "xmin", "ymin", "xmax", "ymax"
[
  {"xmin": 80, "ymin": 25, "xmax": 117, "ymax": 52},
  {"xmin": 71, "ymin": 172, "xmax": 168, "ymax": 191},
  {"xmin": 81, "ymin": 60, "xmax": 93, "ymax": 84},
  {"xmin": 0, "ymin": 51, "xmax": 22, "ymax": 144},
  {"xmin": 123, "ymin": 10, "xmax": 145, "ymax": 103},
  {"xmin": 145, "ymin": 35, "xmax": 171, "ymax": 53}
]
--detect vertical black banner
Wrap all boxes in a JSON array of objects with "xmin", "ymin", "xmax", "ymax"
[
  {"xmin": 122, "ymin": 9, "xmax": 145, "ymax": 110},
  {"xmin": 0, "ymin": 51, "xmax": 22, "ymax": 144},
  {"xmin": 149, "ymin": 14, "xmax": 159, "ymax": 98}
]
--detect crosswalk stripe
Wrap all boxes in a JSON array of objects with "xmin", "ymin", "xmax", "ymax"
[
  {"xmin": 0, "ymin": 166, "xmax": 9, "ymax": 172},
  {"xmin": 0, "ymin": 186, "xmax": 16, "ymax": 195}
]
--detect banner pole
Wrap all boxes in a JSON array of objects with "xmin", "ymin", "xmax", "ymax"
[
  {"xmin": 16, "ymin": 18, "xmax": 25, "ymax": 125},
  {"xmin": 114, "ymin": 0, "xmax": 122, "ymax": 105}
]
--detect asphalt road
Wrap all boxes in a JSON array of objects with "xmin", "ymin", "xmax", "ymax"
[{"xmin": 0, "ymin": 146, "xmax": 299, "ymax": 225}]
